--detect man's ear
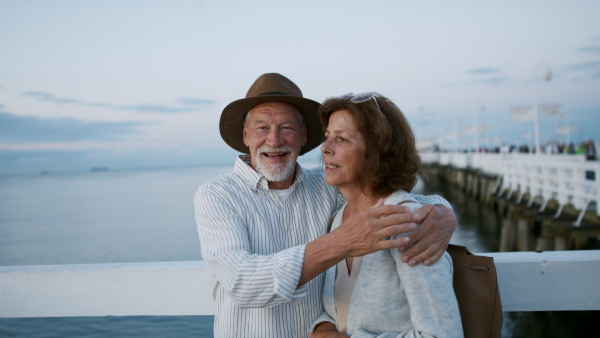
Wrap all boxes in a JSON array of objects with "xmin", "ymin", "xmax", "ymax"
[
  {"xmin": 243, "ymin": 128, "xmax": 248, "ymax": 147},
  {"xmin": 302, "ymin": 127, "xmax": 307, "ymax": 147}
]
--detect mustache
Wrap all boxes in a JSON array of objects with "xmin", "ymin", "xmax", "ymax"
[{"xmin": 257, "ymin": 145, "xmax": 294, "ymax": 154}]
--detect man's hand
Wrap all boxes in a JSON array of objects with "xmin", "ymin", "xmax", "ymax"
[
  {"xmin": 330, "ymin": 199, "xmax": 422, "ymax": 258},
  {"xmin": 399, "ymin": 204, "xmax": 457, "ymax": 266},
  {"xmin": 298, "ymin": 199, "xmax": 420, "ymax": 287}
]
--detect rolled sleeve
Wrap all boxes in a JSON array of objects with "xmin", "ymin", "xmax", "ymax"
[
  {"xmin": 195, "ymin": 187, "xmax": 308, "ymax": 308},
  {"xmin": 272, "ymin": 244, "xmax": 308, "ymax": 302}
]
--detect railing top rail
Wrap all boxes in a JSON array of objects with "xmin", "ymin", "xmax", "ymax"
[{"xmin": 2, "ymin": 251, "xmax": 600, "ymax": 318}]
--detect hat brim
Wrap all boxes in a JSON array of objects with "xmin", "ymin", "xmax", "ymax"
[{"xmin": 220, "ymin": 95, "xmax": 322, "ymax": 156}]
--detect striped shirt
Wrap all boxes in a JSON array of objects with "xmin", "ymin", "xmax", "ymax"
[{"xmin": 194, "ymin": 155, "xmax": 451, "ymax": 338}]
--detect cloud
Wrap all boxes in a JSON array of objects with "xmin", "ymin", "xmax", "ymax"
[
  {"xmin": 442, "ymin": 76, "xmax": 510, "ymax": 87},
  {"xmin": 465, "ymin": 68, "xmax": 503, "ymax": 75},
  {"xmin": 22, "ymin": 91, "xmax": 216, "ymax": 113},
  {"xmin": 178, "ymin": 98, "xmax": 216, "ymax": 106},
  {"xmin": 440, "ymin": 67, "xmax": 509, "ymax": 87},
  {"xmin": 569, "ymin": 60, "xmax": 600, "ymax": 70},
  {"xmin": 567, "ymin": 60, "xmax": 600, "ymax": 79},
  {"xmin": 578, "ymin": 46, "xmax": 600, "ymax": 54},
  {"xmin": 0, "ymin": 112, "xmax": 147, "ymax": 143},
  {"xmin": 119, "ymin": 104, "xmax": 198, "ymax": 113}
]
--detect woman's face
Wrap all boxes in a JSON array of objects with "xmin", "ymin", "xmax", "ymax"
[{"xmin": 321, "ymin": 110, "xmax": 367, "ymax": 191}]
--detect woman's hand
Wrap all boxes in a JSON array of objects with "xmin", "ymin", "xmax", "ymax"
[
  {"xmin": 309, "ymin": 322, "xmax": 348, "ymax": 337},
  {"xmin": 399, "ymin": 204, "xmax": 457, "ymax": 266}
]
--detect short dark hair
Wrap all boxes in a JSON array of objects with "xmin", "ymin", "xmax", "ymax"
[{"xmin": 319, "ymin": 94, "xmax": 421, "ymax": 197}]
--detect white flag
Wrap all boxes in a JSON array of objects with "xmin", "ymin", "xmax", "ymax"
[
  {"xmin": 461, "ymin": 126, "xmax": 476, "ymax": 135},
  {"xmin": 556, "ymin": 125, "xmax": 579, "ymax": 134},
  {"xmin": 511, "ymin": 106, "xmax": 533, "ymax": 121},
  {"xmin": 541, "ymin": 104, "xmax": 561, "ymax": 116},
  {"xmin": 522, "ymin": 131, "xmax": 533, "ymax": 138}
]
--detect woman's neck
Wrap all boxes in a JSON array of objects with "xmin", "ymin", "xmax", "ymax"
[{"xmin": 339, "ymin": 186, "xmax": 381, "ymax": 220}]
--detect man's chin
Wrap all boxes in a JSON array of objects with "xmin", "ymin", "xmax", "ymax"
[{"xmin": 257, "ymin": 163, "xmax": 295, "ymax": 182}]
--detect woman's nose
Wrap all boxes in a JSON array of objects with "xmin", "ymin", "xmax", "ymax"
[{"xmin": 321, "ymin": 138, "xmax": 333, "ymax": 155}]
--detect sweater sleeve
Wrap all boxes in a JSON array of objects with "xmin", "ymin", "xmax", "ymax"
[{"xmin": 349, "ymin": 251, "xmax": 463, "ymax": 338}]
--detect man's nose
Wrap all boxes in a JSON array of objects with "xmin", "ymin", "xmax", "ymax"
[{"xmin": 266, "ymin": 128, "xmax": 283, "ymax": 147}]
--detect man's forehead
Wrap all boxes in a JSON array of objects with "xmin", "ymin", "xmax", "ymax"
[
  {"xmin": 246, "ymin": 102, "xmax": 301, "ymax": 122},
  {"xmin": 249, "ymin": 102, "xmax": 299, "ymax": 114}
]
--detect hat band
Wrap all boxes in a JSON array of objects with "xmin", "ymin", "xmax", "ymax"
[{"xmin": 258, "ymin": 91, "xmax": 290, "ymax": 96}]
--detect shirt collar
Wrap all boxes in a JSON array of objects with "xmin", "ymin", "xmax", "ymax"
[{"xmin": 234, "ymin": 155, "xmax": 305, "ymax": 192}]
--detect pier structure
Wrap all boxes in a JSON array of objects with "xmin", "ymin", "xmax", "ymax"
[
  {"xmin": 1, "ymin": 250, "xmax": 600, "ymax": 318},
  {"xmin": 420, "ymin": 151, "xmax": 600, "ymax": 252}
]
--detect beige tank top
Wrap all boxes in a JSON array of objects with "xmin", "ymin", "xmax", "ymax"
[{"xmin": 333, "ymin": 255, "xmax": 364, "ymax": 335}]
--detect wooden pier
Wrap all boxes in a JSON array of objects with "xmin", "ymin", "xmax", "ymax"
[{"xmin": 420, "ymin": 152, "xmax": 600, "ymax": 252}]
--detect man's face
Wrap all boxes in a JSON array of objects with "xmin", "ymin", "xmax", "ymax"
[{"xmin": 243, "ymin": 102, "xmax": 307, "ymax": 188}]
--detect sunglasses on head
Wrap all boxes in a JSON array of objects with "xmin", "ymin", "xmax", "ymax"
[{"xmin": 335, "ymin": 92, "xmax": 383, "ymax": 116}]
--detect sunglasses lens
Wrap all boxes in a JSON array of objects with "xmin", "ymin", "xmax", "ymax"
[
  {"xmin": 336, "ymin": 93, "xmax": 354, "ymax": 100},
  {"xmin": 350, "ymin": 92, "xmax": 377, "ymax": 103}
]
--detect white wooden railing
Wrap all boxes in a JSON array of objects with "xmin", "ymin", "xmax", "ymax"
[
  {"xmin": 421, "ymin": 152, "xmax": 600, "ymax": 225},
  {"xmin": 1, "ymin": 250, "xmax": 600, "ymax": 318}
]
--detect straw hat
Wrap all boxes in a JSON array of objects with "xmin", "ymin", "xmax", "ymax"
[{"xmin": 219, "ymin": 73, "xmax": 322, "ymax": 155}]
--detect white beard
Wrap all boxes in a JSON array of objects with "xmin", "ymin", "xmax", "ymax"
[{"xmin": 255, "ymin": 145, "xmax": 296, "ymax": 182}]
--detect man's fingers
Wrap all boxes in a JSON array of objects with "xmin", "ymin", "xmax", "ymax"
[
  {"xmin": 401, "ymin": 229, "xmax": 448, "ymax": 265},
  {"xmin": 374, "ymin": 223, "xmax": 417, "ymax": 240},
  {"xmin": 404, "ymin": 247, "xmax": 446, "ymax": 266},
  {"xmin": 413, "ymin": 203, "xmax": 433, "ymax": 219},
  {"xmin": 374, "ymin": 236, "xmax": 408, "ymax": 251},
  {"xmin": 368, "ymin": 204, "xmax": 413, "ymax": 219}
]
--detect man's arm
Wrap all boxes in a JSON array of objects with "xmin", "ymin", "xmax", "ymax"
[
  {"xmin": 298, "ymin": 200, "xmax": 421, "ymax": 287},
  {"xmin": 195, "ymin": 188, "xmax": 309, "ymax": 308},
  {"xmin": 399, "ymin": 196, "xmax": 457, "ymax": 266}
]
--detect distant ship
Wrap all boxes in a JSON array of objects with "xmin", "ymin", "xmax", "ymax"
[{"xmin": 90, "ymin": 166, "xmax": 109, "ymax": 172}]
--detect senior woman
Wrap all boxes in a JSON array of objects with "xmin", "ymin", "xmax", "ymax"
[{"xmin": 310, "ymin": 93, "xmax": 463, "ymax": 338}]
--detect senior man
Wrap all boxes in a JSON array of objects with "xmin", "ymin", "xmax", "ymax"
[{"xmin": 194, "ymin": 73, "xmax": 457, "ymax": 338}]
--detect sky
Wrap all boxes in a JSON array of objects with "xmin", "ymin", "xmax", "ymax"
[{"xmin": 1, "ymin": 0, "xmax": 599, "ymax": 174}]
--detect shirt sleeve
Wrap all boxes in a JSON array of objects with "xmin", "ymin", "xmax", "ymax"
[
  {"xmin": 410, "ymin": 194, "xmax": 453, "ymax": 210},
  {"xmin": 310, "ymin": 311, "xmax": 337, "ymax": 333},
  {"xmin": 194, "ymin": 186, "xmax": 308, "ymax": 308}
]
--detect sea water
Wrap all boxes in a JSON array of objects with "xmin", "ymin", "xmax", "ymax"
[
  {"xmin": 0, "ymin": 165, "xmax": 231, "ymax": 337},
  {"xmin": 1, "ymin": 162, "xmax": 573, "ymax": 337}
]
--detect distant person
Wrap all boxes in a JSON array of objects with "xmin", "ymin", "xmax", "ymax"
[
  {"xmin": 585, "ymin": 139, "xmax": 597, "ymax": 180},
  {"xmin": 310, "ymin": 93, "xmax": 462, "ymax": 337},
  {"xmin": 577, "ymin": 142, "xmax": 586, "ymax": 155},
  {"xmin": 546, "ymin": 141, "xmax": 558, "ymax": 154},
  {"xmin": 193, "ymin": 73, "xmax": 458, "ymax": 337}
]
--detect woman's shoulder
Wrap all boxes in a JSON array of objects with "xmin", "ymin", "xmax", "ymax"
[{"xmin": 384, "ymin": 190, "xmax": 422, "ymax": 212}]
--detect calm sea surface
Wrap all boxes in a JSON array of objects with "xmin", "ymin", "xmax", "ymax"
[{"xmin": 1, "ymin": 163, "xmax": 597, "ymax": 337}]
